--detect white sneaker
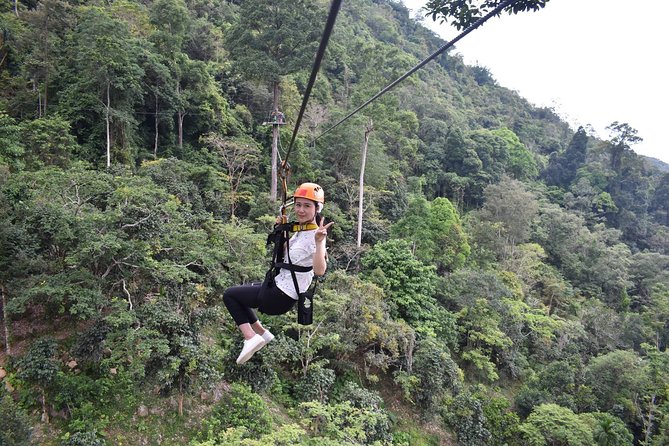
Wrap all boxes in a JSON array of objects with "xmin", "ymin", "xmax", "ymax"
[
  {"xmin": 261, "ymin": 330, "xmax": 275, "ymax": 344},
  {"xmin": 236, "ymin": 334, "xmax": 266, "ymax": 364}
]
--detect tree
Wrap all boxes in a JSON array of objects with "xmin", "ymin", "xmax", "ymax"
[
  {"xmin": 544, "ymin": 126, "xmax": 588, "ymax": 188},
  {"xmin": 0, "ymin": 111, "xmax": 25, "ymax": 171},
  {"xmin": 20, "ymin": 115, "xmax": 77, "ymax": 168},
  {"xmin": 392, "ymin": 195, "xmax": 470, "ymax": 271},
  {"xmin": 493, "ymin": 127, "xmax": 538, "ymax": 180},
  {"xmin": 585, "ymin": 350, "xmax": 643, "ymax": 415},
  {"xmin": 200, "ymin": 133, "xmax": 261, "ymax": 217},
  {"xmin": 519, "ymin": 403, "xmax": 594, "ymax": 446},
  {"xmin": 458, "ymin": 298, "xmax": 513, "ymax": 382},
  {"xmin": 361, "ymin": 239, "xmax": 442, "ymax": 329},
  {"xmin": 443, "ymin": 392, "xmax": 491, "ymax": 446},
  {"xmin": 476, "ymin": 176, "xmax": 539, "ymax": 260},
  {"xmin": 637, "ymin": 344, "xmax": 669, "ymax": 446},
  {"xmin": 0, "ymin": 389, "xmax": 31, "ymax": 445},
  {"xmin": 226, "ymin": 0, "xmax": 324, "ymax": 201},
  {"xmin": 18, "ymin": 0, "xmax": 74, "ymax": 117},
  {"xmin": 606, "ymin": 122, "xmax": 642, "ymax": 175},
  {"xmin": 649, "ymin": 173, "xmax": 669, "ymax": 226},
  {"xmin": 57, "ymin": 6, "xmax": 144, "ymax": 166},
  {"xmin": 16, "ymin": 338, "xmax": 60, "ymax": 423},
  {"xmin": 582, "ymin": 412, "xmax": 633, "ymax": 446},
  {"xmin": 357, "ymin": 119, "xmax": 373, "ymax": 247},
  {"xmin": 424, "ymin": 0, "xmax": 551, "ymax": 30}
]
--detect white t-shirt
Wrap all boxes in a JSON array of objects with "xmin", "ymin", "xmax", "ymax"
[{"xmin": 275, "ymin": 229, "xmax": 317, "ymax": 299}]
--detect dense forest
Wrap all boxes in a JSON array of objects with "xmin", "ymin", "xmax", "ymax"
[{"xmin": 1, "ymin": 0, "xmax": 669, "ymax": 445}]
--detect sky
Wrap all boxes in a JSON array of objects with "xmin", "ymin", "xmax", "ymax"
[{"xmin": 401, "ymin": 0, "xmax": 669, "ymax": 164}]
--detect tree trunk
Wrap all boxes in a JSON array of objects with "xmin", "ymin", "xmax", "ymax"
[
  {"xmin": 1, "ymin": 285, "xmax": 10, "ymax": 355},
  {"xmin": 178, "ymin": 112, "xmax": 184, "ymax": 151},
  {"xmin": 41, "ymin": 388, "xmax": 49, "ymax": 423},
  {"xmin": 270, "ymin": 81, "xmax": 280, "ymax": 202},
  {"xmin": 644, "ymin": 394, "xmax": 656, "ymax": 446},
  {"xmin": 178, "ymin": 374, "xmax": 184, "ymax": 416},
  {"xmin": 106, "ymin": 81, "xmax": 111, "ymax": 167},
  {"xmin": 35, "ymin": 79, "xmax": 43, "ymax": 118},
  {"xmin": 43, "ymin": 70, "xmax": 49, "ymax": 116},
  {"xmin": 176, "ymin": 83, "xmax": 184, "ymax": 151},
  {"xmin": 357, "ymin": 119, "xmax": 373, "ymax": 248},
  {"xmin": 14, "ymin": 0, "xmax": 19, "ymax": 17},
  {"xmin": 154, "ymin": 93, "xmax": 159, "ymax": 159}
]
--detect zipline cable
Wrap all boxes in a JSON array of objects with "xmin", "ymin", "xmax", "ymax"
[
  {"xmin": 283, "ymin": 0, "xmax": 343, "ymax": 170},
  {"xmin": 311, "ymin": 0, "xmax": 519, "ymax": 143}
]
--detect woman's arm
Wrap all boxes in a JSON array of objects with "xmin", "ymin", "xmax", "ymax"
[{"xmin": 313, "ymin": 218, "xmax": 333, "ymax": 276}]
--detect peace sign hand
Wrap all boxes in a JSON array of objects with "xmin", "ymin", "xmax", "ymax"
[{"xmin": 315, "ymin": 218, "xmax": 334, "ymax": 243}]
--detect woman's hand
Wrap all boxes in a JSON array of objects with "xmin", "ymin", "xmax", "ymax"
[
  {"xmin": 315, "ymin": 218, "xmax": 334, "ymax": 244},
  {"xmin": 313, "ymin": 218, "xmax": 333, "ymax": 276}
]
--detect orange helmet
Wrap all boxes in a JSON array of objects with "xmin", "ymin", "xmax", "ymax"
[{"xmin": 293, "ymin": 182, "xmax": 324, "ymax": 203}]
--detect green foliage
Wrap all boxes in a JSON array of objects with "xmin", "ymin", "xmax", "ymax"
[
  {"xmin": 57, "ymin": 5, "xmax": 145, "ymax": 164},
  {"xmin": 361, "ymin": 239, "xmax": 443, "ymax": 330},
  {"xmin": 492, "ymin": 128, "xmax": 538, "ymax": 180},
  {"xmin": 16, "ymin": 337, "xmax": 59, "ymax": 390},
  {"xmin": 0, "ymin": 111, "xmax": 25, "ymax": 171},
  {"xmin": 458, "ymin": 299, "xmax": 513, "ymax": 382},
  {"xmin": 226, "ymin": 0, "xmax": 324, "ymax": 83},
  {"xmin": 205, "ymin": 383, "xmax": 272, "ymax": 438},
  {"xmin": 580, "ymin": 412, "xmax": 633, "ymax": 446},
  {"xmin": 60, "ymin": 431, "xmax": 107, "ymax": 446},
  {"xmin": 544, "ymin": 126, "xmax": 588, "ymax": 188},
  {"xmin": 409, "ymin": 337, "xmax": 463, "ymax": 414},
  {"xmin": 20, "ymin": 115, "xmax": 78, "ymax": 169},
  {"xmin": 424, "ymin": 0, "xmax": 549, "ymax": 30},
  {"xmin": 295, "ymin": 364, "xmax": 336, "ymax": 403},
  {"xmin": 519, "ymin": 403, "xmax": 594, "ymax": 446},
  {"xmin": 583, "ymin": 349, "xmax": 644, "ymax": 428},
  {"xmin": 189, "ymin": 424, "xmax": 308, "ymax": 446},
  {"xmin": 299, "ymin": 399, "xmax": 393, "ymax": 445},
  {"xmin": 481, "ymin": 396, "xmax": 521, "ymax": 446},
  {"xmin": 0, "ymin": 389, "xmax": 32, "ymax": 446},
  {"xmin": 315, "ymin": 271, "xmax": 420, "ymax": 376},
  {"xmin": 391, "ymin": 196, "xmax": 470, "ymax": 271},
  {"xmin": 442, "ymin": 391, "xmax": 491, "ymax": 446}
]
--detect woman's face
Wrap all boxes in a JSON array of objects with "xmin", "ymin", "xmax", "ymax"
[{"xmin": 294, "ymin": 197, "xmax": 317, "ymax": 224}]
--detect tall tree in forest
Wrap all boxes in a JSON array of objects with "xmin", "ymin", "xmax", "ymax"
[
  {"xmin": 650, "ymin": 173, "xmax": 669, "ymax": 226},
  {"xmin": 201, "ymin": 133, "xmax": 261, "ymax": 217},
  {"xmin": 226, "ymin": 0, "xmax": 324, "ymax": 201},
  {"xmin": 58, "ymin": 6, "xmax": 144, "ymax": 166},
  {"xmin": 357, "ymin": 119, "xmax": 373, "ymax": 248},
  {"xmin": 19, "ymin": 0, "xmax": 73, "ymax": 117},
  {"xmin": 477, "ymin": 176, "xmax": 538, "ymax": 259},
  {"xmin": 607, "ymin": 121, "xmax": 642, "ymax": 175},
  {"xmin": 0, "ymin": 112, "xmax": 24, "ymax": 171},
  {"xmin": 603, "ymin": 122, "xmax": 652, "ymax": 245},
  {"xmin": 544, "ymin": 126, "xmax": 588, "ymax": 188},
  {"xmin": 392, "ymin": 195, "xmax": 470, "ymax": 271},
  {"xmin": 16, "ymin": 338, "xmax": 60, "ymax": 423}
]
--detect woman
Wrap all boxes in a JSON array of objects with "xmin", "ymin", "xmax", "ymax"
[{"xmin": 223, "ymin": 182, "xmax": 334, "ymax": 364}]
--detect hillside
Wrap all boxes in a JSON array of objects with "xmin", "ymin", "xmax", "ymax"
[{"xmin": 1, "ymin": 1, "xmax": 669, "ymax": 445}]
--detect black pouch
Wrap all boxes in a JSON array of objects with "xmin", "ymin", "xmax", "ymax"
[
  {"xmin": 257, "ymin": 269, "xmax": 276, "ymax": 301},
  {"xmin": 297, "ymin": 289, "xmax": 314, "ymax": 325}
]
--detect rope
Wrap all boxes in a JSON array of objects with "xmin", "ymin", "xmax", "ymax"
[
  {"xmin": 282, "ymin": 0, "xmax": 343, "ymax": 175},
  {"xmin": 312, "ymin": 0, "xmax": 519, "ymax": 142}
]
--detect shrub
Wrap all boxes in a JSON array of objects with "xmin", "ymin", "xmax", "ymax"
[
  {"xmin": 0, "ymin": 390, "xmax": 32, "ymax": 446},
  {"xmin": 207, "ymin": 383, "xmax": 272, "ymax": 438}
]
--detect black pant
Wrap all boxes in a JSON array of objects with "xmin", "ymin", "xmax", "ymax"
[{"xmin": 223, "ymin": 283, "xmax": 296, "ymax": 326}]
